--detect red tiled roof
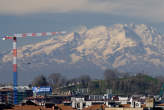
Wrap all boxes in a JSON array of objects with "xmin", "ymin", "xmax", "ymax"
[
  {"xmin": 4, "ymin": 105, "xmax": 52, "ymax": 110},
  {"xmin": 122, "ymin": 104, "xmax": 131, "ymax": 108},
  {"xmin": 0, "ymin": 88, "xmax": 13, "ymax": 92},
  {"xmin": 83, "ymin": 104, "xmax": 107, "ymax": 110},
  {"xmin": 57, "ymin": 104, "xmax": 76, "ymax": 110},
  {"xmin": 157, "ymin": 103, "xmax": 164, "ymax": 106}
]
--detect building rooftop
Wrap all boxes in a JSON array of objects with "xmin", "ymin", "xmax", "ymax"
[
  {"xmin": 157, "ymin": 103, "xmax": 164, "ymax": 106},
  {"xmin": 83, "ymin": 104, "xmax": 107, "ymax": 110},
  {"xmin": 2, "ymin": 104, "xmax": 76, "ymax": 110},
  {"xmin": 4, "ymin": 105, "xmax": 52, "ymax": 110},
  {"xmin": 57, "ymin": 104, "xmax": 76, "ymax": 110},
  {"xmin": 121, "ymin": 104, "xmax": 131, "ymax": 108},
  {"xmin": 0, "ymin": 88, "xmax": 13, "ymax": 92}
]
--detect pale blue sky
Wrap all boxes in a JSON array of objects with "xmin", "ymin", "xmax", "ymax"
[{"xmin": 0, "ymin": 0, "xmax": 164, "ymax": 21}]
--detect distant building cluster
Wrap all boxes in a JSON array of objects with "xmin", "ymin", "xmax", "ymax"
[{"xmin": 0, "ymin": 86, "xmax": 164, "ymax": 110}]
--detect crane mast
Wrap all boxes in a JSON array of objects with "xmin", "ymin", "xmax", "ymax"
[{"xmin": 13, "ymin": 37, "xmax": 17, "ymax": 104}]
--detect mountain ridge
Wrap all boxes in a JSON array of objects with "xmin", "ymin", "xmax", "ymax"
[{"xmin": 1, "ymin": 24, "xmax": 164, "ymax": 83}]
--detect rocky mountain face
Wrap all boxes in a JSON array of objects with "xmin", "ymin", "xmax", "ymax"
[{"xmin": 1, "ymin": 24, "xmax": 164, "ymax": 83}]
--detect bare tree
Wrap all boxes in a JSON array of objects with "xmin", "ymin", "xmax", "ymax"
[
  {"xmin": 32, "ymin": 74, "xmax": 49, "ymax": 87},
  {"xmin": 104, "ymin": 69, "xmax": 118, "ymax": 81},
  {"xmin": 78, "ymin": 75, "xmax": 91, "ymax": 88},
  {"xmin": 48, "ymin": 73, "xmax": 66, "ymax": 89},
  {"xmin": 104, "ymin": 69, "xmax": 119, "ymax": 89}
]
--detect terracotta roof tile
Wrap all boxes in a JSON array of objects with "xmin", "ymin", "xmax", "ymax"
[
  {"xmin": 57, "ymin": 104, "xmax": 76, "ymax": 110},
  {"xmin": 158, "ymin": 103, "xmax": 164, "ymax": 106},
  {"xmin": 83, "ymin": 104, "xmax": 107, "ymax": 110},
  {"xmin": 4, "ymin": 105, "xmax": 55, "ymax": 110},
  {"xmin": 122, "ymin": 104, "xmax": 131, "ymax": 108}
]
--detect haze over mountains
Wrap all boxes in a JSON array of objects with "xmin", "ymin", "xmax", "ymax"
[{"xmin": 1, "ymin": 24, "xmax": 164, "ymax": 83}]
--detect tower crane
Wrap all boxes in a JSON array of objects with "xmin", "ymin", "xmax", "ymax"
[{"xmin": 1, "ymin": 31, "xmax": 66, "ymax": 104}]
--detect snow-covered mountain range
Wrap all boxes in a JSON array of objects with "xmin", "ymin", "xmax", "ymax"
[{"xmin": 1, "ymin": 24, "xmax": 164, "ymax": 83}]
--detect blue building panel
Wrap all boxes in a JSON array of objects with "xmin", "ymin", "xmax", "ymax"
[{"xmin": 32, "ymin": 87, "xmax": 52, "ymax": 96}]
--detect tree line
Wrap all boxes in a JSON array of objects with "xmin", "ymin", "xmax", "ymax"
[
  {"xmin": 31, "ymin": 73, "xmax": 91, "ymax": 89},
  {"xmin": 31, "ymin": 69, "xmax": 164, "ymax": 95}
]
